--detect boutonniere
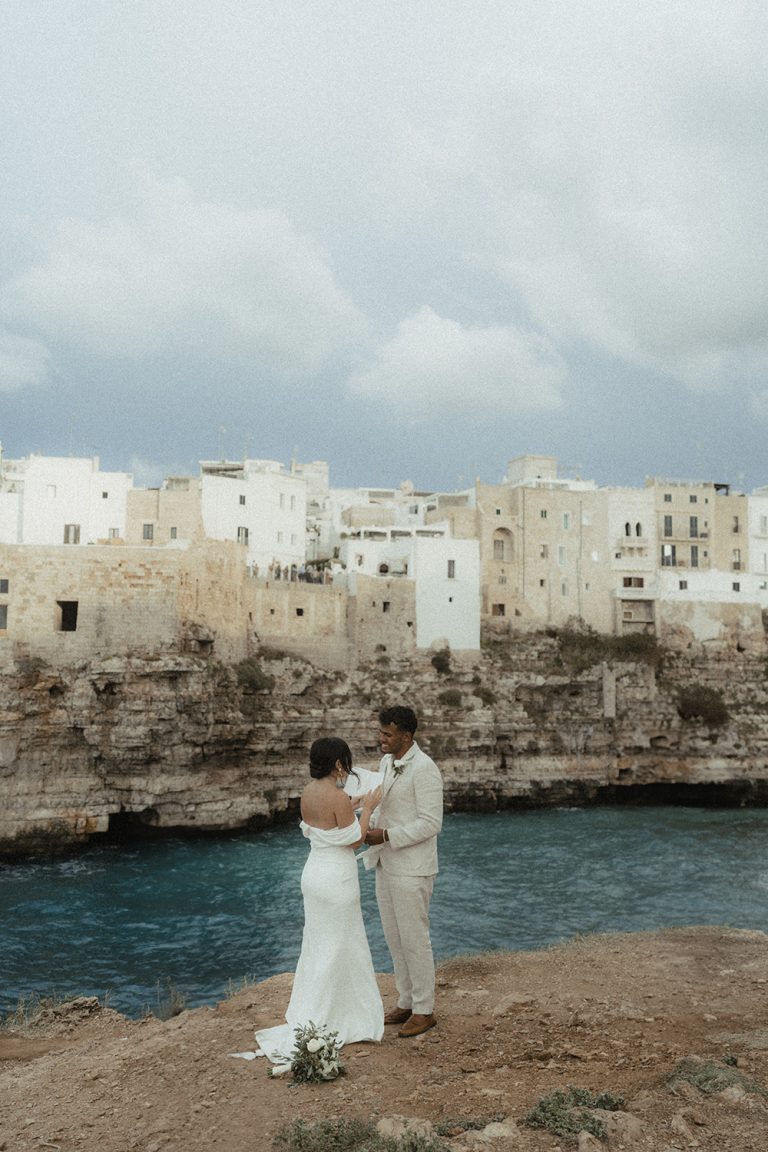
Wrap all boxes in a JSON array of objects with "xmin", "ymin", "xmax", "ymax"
[{"xmin": 392, "ymin": 758, "xmax": 406, "ymax": 777}]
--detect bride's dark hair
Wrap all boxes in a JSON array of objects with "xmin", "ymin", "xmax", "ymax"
[{"xmin": 309, "ymin": 737, "xmax": 359, "ymax": 783}]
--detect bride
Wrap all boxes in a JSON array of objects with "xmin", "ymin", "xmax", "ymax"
[{"xmin": 254, "ymin": 737, "xmax": 384, "ymax": 1063}]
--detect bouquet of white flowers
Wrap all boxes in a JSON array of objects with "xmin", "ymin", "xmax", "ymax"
[{"xmin": 274, "ymin": 1021, "xmax": 345, "ymax": 1083}]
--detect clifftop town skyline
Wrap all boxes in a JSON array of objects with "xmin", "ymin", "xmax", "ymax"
[{"xmin": 1, "ymin": 447, "xmax": 768, "ymax": 673}]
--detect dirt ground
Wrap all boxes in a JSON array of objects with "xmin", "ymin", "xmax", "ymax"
[{"xmin": 3, "ymin": 926, "xmax": 768, "ymax": 1151}]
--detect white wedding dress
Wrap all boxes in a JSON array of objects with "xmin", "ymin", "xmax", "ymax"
[{"xmin": 254, "ymin": 818, "xmax": 384, "ymax": 1062}]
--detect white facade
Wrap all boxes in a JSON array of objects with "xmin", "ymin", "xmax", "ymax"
[
  {"xmin": 748, "ymin": 489, "xmax": 768, "ymax": 595},
  {"xmin": 200, "ymin": 459, "xmax": 307, "ymax": 572},
  {"xmin": 413, "ymin": 536, "xmax": 481, "ymax": 650},
  {"xmin": 0, "ymin": 455, "xmax": 132, "ymax": 545},
  {"xmin": 340, "ymin": 523, "xmax": 480, "ymax": 650}
]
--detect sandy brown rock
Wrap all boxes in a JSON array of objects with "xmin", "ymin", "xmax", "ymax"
[{"xmin": 3, "ymin": 927, "xmax": 768, "ymax": 1150}]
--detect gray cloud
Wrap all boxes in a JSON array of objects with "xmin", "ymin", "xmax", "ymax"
[{"xmin": 1, "ymin": 0, "xmax": 767, "ymax": 486}]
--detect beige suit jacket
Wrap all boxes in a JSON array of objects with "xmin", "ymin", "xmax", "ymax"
[{"xmin": 362, "ymin": 741, "xmax": 443, "ymax": 876}]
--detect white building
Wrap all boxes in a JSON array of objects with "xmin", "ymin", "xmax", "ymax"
[
  {"xmin": 0, "ymin": 454, "xmax": 132, "ymax": 545},
  {"xmin": 200, "ymin": 459, "xmax": 307, "ymax": 573},
  {"xmin": 340, "ymin": 522, "xmax": 480, "ymax": 650}
]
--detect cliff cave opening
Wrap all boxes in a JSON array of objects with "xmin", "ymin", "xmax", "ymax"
[{"xmin": 98, "ymin": 808, "xmax": 163, "ymax": 843}]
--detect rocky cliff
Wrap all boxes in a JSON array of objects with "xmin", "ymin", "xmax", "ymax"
[{"xmin": 2, "ymin": 629, "xmax": 768, "ymax": 856}]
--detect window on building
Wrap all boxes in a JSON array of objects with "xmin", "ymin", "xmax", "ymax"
[
  {"xmin": 237, "ymin": 526, "xmax": 249, "ymax": 546},
  {"xmin": 690, "ymin": 545, "xmax": 699, "ymax": 568},
  {"xmin": 540, "ymin": 544, "xmax": 548, "ymax": 559},
  {"xmin": 108, "ymin": 528, "xmax": 119, "ymax": 540},
  {"xmin": 761, "ymin": 515, "xmax": 768, "ymax": 535},
  {"xmin": 733, "ymin": 548, "xmax": 741, "ymax": 571},
  {"xmin": 170, "ymin": 527, "xmax": 177, "ymax": 540},
  {"xmin": 563, "ymin": 512, "xmax": 570, "ymax": 530},
  {"xmin": 290, "ymin": 495, "xmax": 296, "ymax": 511},
  {"xmin": 561, "ymin": 580, "xmax": 568, "ymax": 596},
  {"xmin": 499, "ymin": 574, "xmax": 507, "ymax": 584},
  {"xmin": 733, "ymin": 582, "xmax": 741, "ymax": 592},
  {"xmin": 493, "ymin": 538, "xmax": 504, "ymax": 560},
  {"xmin": 447, "ymin": 559, "xmax": 456, "ymax": 578},
  {"xmin": 63, "ymin": 523, "xmax": 81, "ymax": 544},
  {"xmin": 539, "ymin": 578, "xmax": 545, "ymax": 587},
  {"xmin": 239, "ymin": 494, "xmax": 246, "ymax": 505},
  {"xmin": 664, "ymin": 493, "xmax": 672, "ymax": 502},
  {"xmin": 661, "ymin": 543, "xmax": 676, "ymax": 566},
  {"xmin": 679, "ymin": 580, "xmax": 688, "ymax": 590},
  {"xmin": 279, "ymin": 493, "xmax": 285, "ymax": 509},
  {"xmin": 102, "ymin": 491, "xmax": 108, "ymax": 499},
  {"xmin": 495, "ymin": 507, "xmax": 501, "ymax": 516},
  {"xmin": 636, "ymin": 522, "xmax": 642, "ymax": 536},
  {"xmin": 47, "ymin": 484, "xmax": 57, "ymax": 499},
  {"xmin": 56, "ymin": 600, "xmax": 78, "ymax": 631},
  {"xmin": 689, "ymin": 516, "xmax": 698, "ymax": 538},
  {"xmin": 142, "ymin": 523, "xmax": 153, "ymax": 541},
  {"xmin": 296, "ymin": 607, "xmax": 304, "ymax": 616},
  {"xmin": 540, "ymin": 509, "xmax": 547, "ymax": 519},
  {"xmin": 291, "ymin": 533, "xmax": 297, "ymax": 545},
  {"xmin": 625, "ymin": 522, "xmax": 631, "ymax": 536},
  {"xmin": 0, "ymin": 605, "xmax": 7, "ymax": 629},
  {"xmin": 557, "ymin": 545, "xmax": 566, "ymax": 566},
  {"xmin": 733, "ymin": 515, "xmax": 740, "ymax": 533},
  {"xmin": 277, "ymin": 531, "xmax": 283, "ymax": 543},
  {"xmin": 382, "ymin": 601, "xmax": 390, "ymax": 613},
  {"xmin": 689, "ymin": 494, "xmax": 697, "ymax": 503},
  {"xmin": 663, "ymin": 515, "xmax": 673, "ymax": 537},
  {"xmin": 0, "ymin": 578, "xmax": 8, "ymax": 593},
  {"xmin": 491, "ymin": 603, "xmax": 505, "ymax": 616},
  {"xmin": 623, "ymin": 577, "xmax": 645, "ymax": 588}
]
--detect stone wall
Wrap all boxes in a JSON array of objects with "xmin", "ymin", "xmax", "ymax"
[
  {"xmin": 2, "ymin": 629, "xmax": 768, "ymax": 857},
  {"xmin": 0, "ymin": 539, "xmax": 252, "ymax": 669}
]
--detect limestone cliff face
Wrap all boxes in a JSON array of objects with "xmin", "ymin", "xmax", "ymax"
[{"xmin": 2, "ymin": 632, "xmax": 768, "ymax": 856}]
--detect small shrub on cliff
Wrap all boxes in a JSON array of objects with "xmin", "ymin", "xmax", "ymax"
[
  {"xmin": 473, "ymin": 684, "xmax": 496, "ymax": 706},
  {"xmin": 437, "ymin": 687, "xmax": 462, "ymax": 707},
  {"xmin": 677, "ymin": 685, "xmax": 729, "ymax": 727},
  {"xmin": 273, "ymin": 1117, "xmax": 450, "ymax": 1151},
  {"xmin": 525, "ymin": 1087, "xmax": 625, "ymax": 1140},
  {"xmin": 236, "ymin": 658, "xmax": 275, "ymax": 692},
  {"xmin": 558, "ymin": 625, "xmax": 662, "ymax": 674},
  {"xmin": 431, "ymin": 647, "xmax": 451, "ymax": 675},
  {"xmin": 669, "ymin": 1057, "xmax": 766, "ymax": 1098}
]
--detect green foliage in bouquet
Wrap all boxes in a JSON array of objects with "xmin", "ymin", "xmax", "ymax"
[{"xmin": 290, "ymin": 1021, "xmax": 345, "ymax": 1084}]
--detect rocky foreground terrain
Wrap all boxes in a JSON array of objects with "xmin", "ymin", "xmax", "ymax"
[{"xmin": 3, "ymin": 926, "xmax": 768, "ymax": 1150}]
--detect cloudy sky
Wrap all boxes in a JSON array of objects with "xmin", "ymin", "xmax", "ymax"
[{"xmin": 1, "ymin": 1, "xmax": 766, "ymax": 492}]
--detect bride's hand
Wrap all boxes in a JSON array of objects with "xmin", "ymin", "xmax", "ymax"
[{"xmin": 362, "ymin": 785, "xmax": 382, "ymax": 811}]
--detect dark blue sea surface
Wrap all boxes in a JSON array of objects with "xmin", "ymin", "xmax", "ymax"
[{"xmin": 2, "ymin": 807, "xmax": 767, "ymax": 1017}]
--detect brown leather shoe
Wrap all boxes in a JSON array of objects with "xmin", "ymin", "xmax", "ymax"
[
  {"xmin": 384, "ymin": 1006, "xmax": 412, "ymax": 1025},
  {"xmin": 398, "ymin": 1012, "xmax": 436, "ymax": 1038}
]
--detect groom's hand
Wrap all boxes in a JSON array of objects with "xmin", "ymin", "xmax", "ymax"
[{"xmin": 365, "ymin": 828, "xmax": 386, "ymax": 846}]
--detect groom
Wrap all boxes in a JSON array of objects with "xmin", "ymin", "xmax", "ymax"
[{"xmin": 363, "ymin": 705, "xmax": 443, "ymax": 1038}]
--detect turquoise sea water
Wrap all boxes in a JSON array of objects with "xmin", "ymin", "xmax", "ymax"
[{"xmin": 2, "ymin": 807, "xmax": 767, "ymax": 1018}]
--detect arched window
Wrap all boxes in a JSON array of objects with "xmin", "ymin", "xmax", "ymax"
[
  {"xmin": 378, "ymin": 563, "xmax": 389, "ymax": 574},
  {"xmin": 625, "ymin": 522, "xmax": 631, "ymax": 536},
  {"xmin": 635, "ymin": 522, "xmax": 642, "ymax": 537},
  {"xmin": 493, "ymin": 528, "xmax": 513, "ymax": 563}
]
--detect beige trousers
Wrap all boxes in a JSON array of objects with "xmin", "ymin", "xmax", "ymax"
[{"xmin": 375, "ymin": 869, "xmax": 436, "ymax": 1015}]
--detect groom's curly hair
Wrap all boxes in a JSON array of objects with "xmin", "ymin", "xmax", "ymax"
[{"xmin": 379, "ymin": 706, "xmax": 418, "ymax": 734}]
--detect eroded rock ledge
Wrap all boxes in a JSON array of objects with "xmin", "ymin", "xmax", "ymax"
[{"xmin": 2, "ymin": 631, "xmax": 768, "ymax": 856}]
